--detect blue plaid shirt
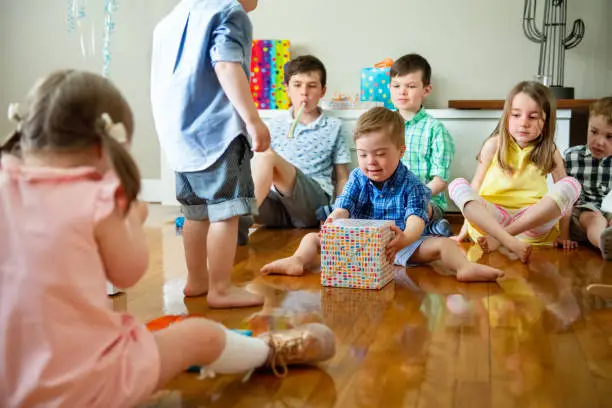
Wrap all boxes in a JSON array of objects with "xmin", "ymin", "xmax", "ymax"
[{"xmin": 334, "ymin": 163, "xmax": 431, "ymax": 230}]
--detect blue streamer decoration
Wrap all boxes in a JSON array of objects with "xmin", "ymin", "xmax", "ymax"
[
  {"xmin": 102, "ymin": 0, "xmax": 118, "ymax": 78},
  {"xmin": 67, "ymin": 0, "xmax": 87, "ymax": 33},
  {"xmin": 67, "ymin": 0, "xmax": 117, "ymax": 77},
  {"xmin": 67, "ymin": 0, "xmax": 76, "ymax": 32}
]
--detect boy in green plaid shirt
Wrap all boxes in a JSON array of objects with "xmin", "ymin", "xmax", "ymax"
[{"xmin": 390, "ymin": 54, "xmax": 455, "ymax": 236}]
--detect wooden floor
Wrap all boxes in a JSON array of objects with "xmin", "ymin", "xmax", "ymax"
[{"xmin": 121, "ymin": 205, "xmax": 612, "ymax": 408}]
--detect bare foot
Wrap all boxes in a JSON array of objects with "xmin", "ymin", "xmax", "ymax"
[
  {"xmin": 260, "ymin": 256, "xmax": 306, "ymax": 276},
  {"xmin": 207, "ymin": 285, "xmax": 264, "ymax": 308},
  {"xmin": 506, "ymin": 239, "xmax": 532, "ymax": 263},
  {"xmin": 477, "ymin": 235, "xmax": 500, "ymax": 253},
  {"xmin": 456, "ymin": 263, "xmax": 504, "ymax": 282},
  {"xmin": 183, "ymin": 273, "xmax": 209, "ymax": 297}
]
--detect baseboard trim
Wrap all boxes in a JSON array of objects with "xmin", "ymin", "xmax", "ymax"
[{"xmin": 141, "ymin": 179, "xmax": 162, "ymax": 203}]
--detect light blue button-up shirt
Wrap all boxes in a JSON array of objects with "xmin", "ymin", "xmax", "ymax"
[
  {"xmin": 151, "ymin": 0, "xmax": 252, "ymax": 172},
  {"xmin": 266, "ymin": 109, "xmax": 351, "ymax": 197}
]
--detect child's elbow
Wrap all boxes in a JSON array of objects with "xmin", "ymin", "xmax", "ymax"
[{"xmin": 106, "ymin": 253, "xmax": 149, "ymax": 289}]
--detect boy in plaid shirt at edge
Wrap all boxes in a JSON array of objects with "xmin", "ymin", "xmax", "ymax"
[
  {"xmin": 565, "ymin": 97, "xmax": 612, "ymax": 259},
  {"xmin": 389, "ymin": 54, "xmax": 455, "ymax": 237},
  {"xmin": 260, "ymin": 107, "xmax": 503, "ymax": 282}
]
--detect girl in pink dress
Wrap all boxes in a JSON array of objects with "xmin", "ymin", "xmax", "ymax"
[{"xmin": 0, "ymin": 70, "xmax": 335, "ymax": 408}]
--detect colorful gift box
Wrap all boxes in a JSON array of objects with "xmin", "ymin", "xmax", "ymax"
[
  {"xmin": 321, "ymin": 219, "xmax": 395, "ymax": 290},
  {"xmin": 360, "ymin": 67, "xmax": 394, "ymax": 109},
  {"xmin": 250, "ymin": 39, "xmax": 291, "ymax": 110}
]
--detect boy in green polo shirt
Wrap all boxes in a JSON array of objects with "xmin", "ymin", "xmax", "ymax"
[{"xmin": 390, "ymin": 53, "xmax": 455, "ymax": 236}]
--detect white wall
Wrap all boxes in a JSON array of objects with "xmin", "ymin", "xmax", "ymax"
[{"xmin": 1, "ymin": 0, "xmax": 610, "ymax": 179}]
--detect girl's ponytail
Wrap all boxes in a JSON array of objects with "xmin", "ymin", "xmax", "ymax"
[{"xmin": 98, "ymin": 113, "xmax": 141, "ymax": 210}]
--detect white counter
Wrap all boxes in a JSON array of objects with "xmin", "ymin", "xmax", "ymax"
[{"xmin": 158, "ymin": 108, "xmax": 572, "ymax": 211}]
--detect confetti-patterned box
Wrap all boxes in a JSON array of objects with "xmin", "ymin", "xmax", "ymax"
[
  {"xmin": 360, "ymin": 67, "xmax": 394, "ymax": 109},
  {"xmin": 250, "ymin": 39, "xmax": 291, "ymax": 110},
  {"xmin": 321, "ymin": 219, "xmax": 395, "ymax": 290}
]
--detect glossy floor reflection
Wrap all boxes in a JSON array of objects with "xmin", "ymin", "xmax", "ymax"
[{"xmin": 121, "ymin": 206, "xmax": 612, "ymax": 407}]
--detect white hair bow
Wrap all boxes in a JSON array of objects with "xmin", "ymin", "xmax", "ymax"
[
  {"xmin": 100, "ymin": 112, "xmax": 128, "ymax": 144},
  {"xmin": 7, "ymin": 103, "xmax": 23, "ymax": 132}
]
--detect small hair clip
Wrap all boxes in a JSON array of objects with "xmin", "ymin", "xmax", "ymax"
[
  {"xmin": 7, "ymin": 103, "xmax": 23, "ymax": 132},
  {"xmin": 100, "ymin": 112, "xmax": 128, "ymax": 144}
]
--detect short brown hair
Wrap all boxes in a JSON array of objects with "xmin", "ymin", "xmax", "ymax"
[
  {"xmin": 390, "ymin": 54, "xmax": 431, "ymax": 86},
  {"xmin": 353, "ymin": 107, "xmax": 405, "ymax": 148},
  {"xmin": 1, "ymin": 70, "xmax": 141, "ymax": 210},
  {"xmin": 284, "ymin": 55, "xmax": 327, "ymax": 87},
  {"xmin": 590, "ymin": 97, "xmax": 612, "ymax": 125}
]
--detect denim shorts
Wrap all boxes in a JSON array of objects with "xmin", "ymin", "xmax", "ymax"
[{"xmin": 175, "ymin": 135, "xmax": 257, "ymax": 222}]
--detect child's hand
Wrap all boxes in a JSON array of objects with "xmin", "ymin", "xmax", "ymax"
[
  {"xmin": 555, "ymin": 235, "xmax": 578, "ymax": 250},
  {"xmin": 247, "ymin": 119, "xmax": 271, "ymax": 152},
  {"xmin": 324, "ymin": 208, "xmax": 349, "ymax": 225},
  {"xmin": 386, "ymin": 225, "xmax": 411, "ymax": 263}
]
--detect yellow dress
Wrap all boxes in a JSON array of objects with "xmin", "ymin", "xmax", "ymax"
[{"xmin": 467, "ymin": 139, "xmax": 558, "ymax": 245}]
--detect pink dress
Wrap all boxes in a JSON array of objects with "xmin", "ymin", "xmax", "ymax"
[{"xmin": 0, "ymin": 155, "xmax": 159, "ymax": 408}]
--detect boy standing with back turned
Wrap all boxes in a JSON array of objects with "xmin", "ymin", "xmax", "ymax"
[{"xmin": 151, "ymin": 0, "xmax": 268, "ymax": 308}]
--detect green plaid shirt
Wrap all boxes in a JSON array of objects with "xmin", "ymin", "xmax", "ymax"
[{"xmin": 400, "ymin": 107, "xmax": 455, "ymax": 211}]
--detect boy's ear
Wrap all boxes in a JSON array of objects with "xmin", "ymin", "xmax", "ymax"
[
  {"xmin": 400, "ymin": 145, "xmax": 406, "ymax": 156},
  {"xmin": 321, "ymin": 85, "xmax": 327, "ymax": 99},
  {"xmin": 423, "ymin": 84, "xmax": 432, "ymax": 97}
]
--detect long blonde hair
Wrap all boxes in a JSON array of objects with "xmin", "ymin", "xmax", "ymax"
[
  {"xmin": 480, "ymin": 81, "xmax": 557, "ymax": 175},
  {"xmin": 0, "ymin": 70, "xmax": 141, "ymax": 208}
]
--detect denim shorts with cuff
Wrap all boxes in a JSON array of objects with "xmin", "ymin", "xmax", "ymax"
[{"xmin": 175, "ymin": 135, "xmax": 257, "ymax": 222}]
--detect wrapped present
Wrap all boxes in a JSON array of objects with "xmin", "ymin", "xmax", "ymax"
[
  {"xmin": 360, "ymin": 62, "xmax": 394, "ymax": 110},
  {"xmin": 321, "ymin": 219, "xmax": 395, "ymax": 289},
  {"xmin": 250, "ymin": 39, "xmax": 291, "ymax": 110}
]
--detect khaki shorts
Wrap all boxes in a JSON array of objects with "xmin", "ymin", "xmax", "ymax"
[
  {"xmin": 570, "ymin": 203, "xmax": 612, "ymax": 242},
  {"xmin": 255, "ymin": 169, "xmax": 331, "ymax": 228}
]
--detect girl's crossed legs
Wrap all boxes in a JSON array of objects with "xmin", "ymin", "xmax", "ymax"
[{"xmin": 449, "ymin": 177, "xmax": 581, "ymax": 262}]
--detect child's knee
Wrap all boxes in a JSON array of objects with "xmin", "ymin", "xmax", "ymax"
[
  {"xmin": 448, "ymin": 178, "xmax": 468, "ymax": 195},
  {"xmin": 253, "ymin": 148, "xmax": 276, "ymax": 166},
  {"xmin": 549, "ymin": 177, "xmax": 582, "ymax": 213},
  {"xmin": 305, "ymin": 232, "xmax": 321, "ymax": 245},
  {"xmin": 437, "ymin": 237, "xmax": 457, "ymax": 253},
  {"xmin": 186, "ymin": 319, "xmax": 225, "ymax": 346},
  {"xmin": 580, "ymin": 210, "xmax": 606, "ymax": 228},
  {"xmin": 421, "ymin": 237, "xmax": 447, "ymax": 256},
  {"xmin": 448, "ymin": 178, "xmax": 477, "ymax": 211}
]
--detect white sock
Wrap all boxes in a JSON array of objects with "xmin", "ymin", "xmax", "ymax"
[{"xmin": 206, "ymin": 328, "xmax": 270, "ymax": 374}]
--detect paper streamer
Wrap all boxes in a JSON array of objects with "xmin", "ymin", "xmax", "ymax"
[
  {"xmin": 67, "ymin": 0, "xmax": 117, "ymax": 77},
  {"xmin": 67, "ymin": 0, "xmax": 76, "ymax": 32},
  {"xmin": 66, "ymin": 0, "xmax": 87, "ymax": 33},
  {"xmin": 102, "ymin": 0, "xmax": 118, "ymax": 78}
]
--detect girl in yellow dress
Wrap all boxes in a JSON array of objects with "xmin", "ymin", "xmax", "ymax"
[{"xmin": 449, "ymin": 81, "xmax": 581, "ymax": 262}]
